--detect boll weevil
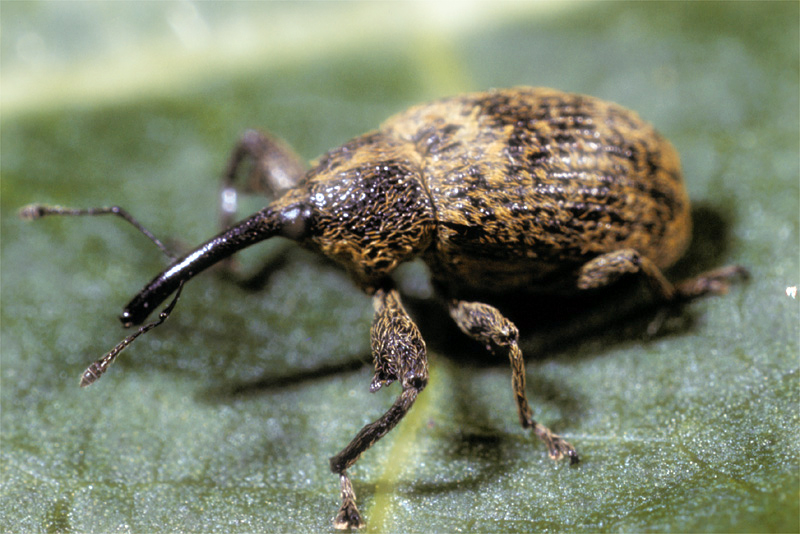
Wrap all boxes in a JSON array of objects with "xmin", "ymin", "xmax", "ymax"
[{"xmin": 21, "ymin": 87, "xmax": 747, "ymax": 529}]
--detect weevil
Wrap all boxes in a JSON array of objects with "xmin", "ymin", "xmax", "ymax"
[{"xmin": 21, "ymin": 87, "xmax": 747, "ymax": 529}]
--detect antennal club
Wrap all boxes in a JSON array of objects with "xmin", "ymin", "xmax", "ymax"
[{"xmin": 79, "ymin": 282, "xmax": 184, "ymax": 387}]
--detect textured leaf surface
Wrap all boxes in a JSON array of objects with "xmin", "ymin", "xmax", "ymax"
[{"xmin": 2, "ymin": 3, "xmax": 798, "ymax": 533}]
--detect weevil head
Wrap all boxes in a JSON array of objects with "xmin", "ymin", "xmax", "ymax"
[
  {"xmin": 121, "ymin": 131, "xmax": 438, "ymax": 326},
  {"xmin": 284, "ymin": 131, "xmax": 436, "ymax": 289}
]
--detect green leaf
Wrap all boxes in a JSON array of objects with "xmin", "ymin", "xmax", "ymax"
[{"xmin": 2, "ymin": 2, "xmax": 797, "ymax": 533}]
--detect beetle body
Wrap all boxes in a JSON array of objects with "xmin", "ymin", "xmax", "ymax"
[
  {"xmin": 23, "ymin": 87, "xmax": 746, "ymax": 530},
  {"xmin": 288, "ymin": 87, "xmax": 691, "ymax": 295},
  {"xmin": 128, "ymin": 87, "xmax": 691, "ymax": 315}
]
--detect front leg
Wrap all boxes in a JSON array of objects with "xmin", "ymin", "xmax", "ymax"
[
  {"xmin": 219, "ymin": 129, "xmax": 306, "ymax": 231},
  {"xmin": 449, "ymin": 300, "xmax": 579, "ymax": 464},
  {"xmin": 330, "ymin": 287, "xmax": 428, "ymax": 530},
  {"xmin": 217, "ymin": 130, "xmax": 307, "ymax": 282}
]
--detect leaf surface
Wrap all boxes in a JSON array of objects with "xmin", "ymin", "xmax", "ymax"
[{"xmin": 2, "ymin": 3, "xmax": 798, "ymax": 533}]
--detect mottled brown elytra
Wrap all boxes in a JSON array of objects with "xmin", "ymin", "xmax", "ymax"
[{"xmin": 21, "ymin": 87, "xmax": 747, "ymax": 529}]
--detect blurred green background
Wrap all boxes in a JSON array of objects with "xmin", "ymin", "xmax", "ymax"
[{"xmin": 2, "ymin": 2, "xmax": 798, "ymax": 533}]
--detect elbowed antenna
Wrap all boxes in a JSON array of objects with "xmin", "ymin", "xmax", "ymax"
[{"xmin": 121, "ymin": 202, "xmax": 310, "ymax": 326}]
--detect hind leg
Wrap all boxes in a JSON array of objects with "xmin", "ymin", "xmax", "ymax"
[
  {"xmin": 577, "ymin": 249, "xmax": 748, "ymax": 335},
  {"xmin": 576, "ymin": 248, "xmax": 748, "ymax": 302}
]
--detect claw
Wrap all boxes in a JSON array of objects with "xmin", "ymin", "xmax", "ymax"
[
  {"xmin": 676, "ymin": 265, "xmax": 749, "ymax": 300},
  {"xmin": 533, "ymin": 422, "xmax": 579, "ymax": 463},
  {"xmin": 333, "ymin": 473, "xmax": 365, "ymax": 530},
  {"xmin": 333, "ymin": 504, "xmax": 365, "ymax": 530}
]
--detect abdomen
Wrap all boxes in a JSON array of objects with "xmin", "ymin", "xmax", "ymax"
[{"xmin": 382, "ymin": 87, "xmax": 691, "ymax": 293}]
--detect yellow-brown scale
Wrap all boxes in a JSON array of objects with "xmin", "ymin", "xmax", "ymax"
[{"xmin": 382, "ymin": 87, "xmax": 691, "ymax": 293}]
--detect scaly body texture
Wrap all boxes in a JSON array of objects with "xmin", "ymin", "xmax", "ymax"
[
  {"xmin": 389, "ymin": 88, "xmax": 690, "ymax": 293},
  {"xmin": 274, "ymin": 87, "xmax": 689, "ymax": 295},
  {"xmin": 22, "ymin": 87, "xmax": 745, "ymax": 530}
]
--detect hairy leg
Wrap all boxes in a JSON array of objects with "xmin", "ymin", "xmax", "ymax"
[
  {"xmin": 577, "ymin": 248, "xmax": 748, "ymax": 301},
  {"xmin": 330, "ymin": 287, "xmax": 428, "ymax": 529},
  {"xmin": 449, "ymin": 299, "xmax": 578, "ymax": 464}
]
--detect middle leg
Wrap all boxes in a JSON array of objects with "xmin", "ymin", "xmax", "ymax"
[{"xmin": 449, "ymin": 299, "xmax": 579, "ymax": 464}]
